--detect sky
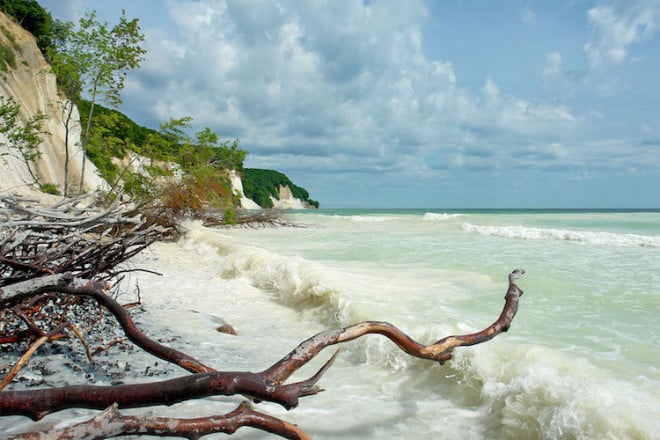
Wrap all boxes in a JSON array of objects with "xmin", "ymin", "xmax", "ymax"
[{"xmin": 38, "ymin": 0, "xmax": 660, "ymax": 208}]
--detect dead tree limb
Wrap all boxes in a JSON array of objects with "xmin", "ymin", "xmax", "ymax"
[
  {"xmin": 1, "ymin": 273, "xmax": 215, "ymax": 374},
  {"xmin": 0, "ymin": 367, "xmax": 326, "ymax": 420},
  {"xmin": 5, "ymin": 402, "xmax": 311, "ymax": 440},
  {"xmin": 0, "ymin": 195, "xmax": 174, "ymax": 285},
  {"xmin": 0, "ymin": 335, "xmax": 48, "ymax": 392},
  {"xmin": 263, "ymin": 268, "xmax": 525, "ymax": 384}
]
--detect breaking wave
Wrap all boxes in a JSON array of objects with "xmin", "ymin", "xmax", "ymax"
[
  {"xmin": 460, "ymin": 223, "xmax": 660, "ymax": 247},
  {"xmin": 332, "ymin": 215, "xmax": 389, "ymax": 222},
  {"xmin": 423, "ymin": 212, "xmax": 462, "ymax": 221}
]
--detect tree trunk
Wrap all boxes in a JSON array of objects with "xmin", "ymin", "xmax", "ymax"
[
  {"xmin": 61, "ymin": 99, "xmax": 74, "ymax": 197},
  {"xmin": 79, "ymin": 83, "xmax": 98, "ymax": 191}
]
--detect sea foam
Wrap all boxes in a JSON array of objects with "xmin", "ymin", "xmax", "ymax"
[
  {"xmin": 460, "ymin": 222, "xmax": 660, "ymax": 247},
  {"xmin": 423, "ymin": 212, "xmax": 462, "ymax": 221},
  {"xmin": 153, "ymin": 217, "xmax": 659, "ymax": 439},
  {"xmin": 451, "ymin": 344, "xmax": 659, "ymax": 439},
  {"xmin": 333, "ymin": 215, "xmax": 389, "ymax": 222}
]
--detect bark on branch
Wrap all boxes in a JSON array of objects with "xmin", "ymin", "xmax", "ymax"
[
  {"xmin": 5, "ymin": 402, "xmax": 311, "ymax": 440},
  {"xmin": 263, "ymin": 269, "xmax": 525, "ymax": 384},
  {"xmin": 1, "ymin": 273, "xmax": 215, "ymax": 374}
]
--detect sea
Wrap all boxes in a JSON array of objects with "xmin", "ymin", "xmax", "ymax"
[{"xmin": 6, "ymin": 209, "xmax": 659, "ymax": 439}]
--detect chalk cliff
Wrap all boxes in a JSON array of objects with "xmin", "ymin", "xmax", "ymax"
[
  {"xmin": 0, "ymin": 11, "xmax": 107, "ymax": 198},
  {"xmin": 228, "ymin": 170, "xmax": 261, "ymax": 209},
  {"xmin": 270, "ymin": 185, "xmax": 311, "ymax": 209}
]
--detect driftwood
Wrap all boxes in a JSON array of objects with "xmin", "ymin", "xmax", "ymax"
[
  {"xmin": 0, "ymin": 196, "xmax": 526, "ymax": 439},
  {"xmin": 0, "ymin": 195, "xmax": 174, "ymax": 285},
  {"xmin": 201, "ymin": 208, "xmax": 302, "ymax": 228},
  {"xmin": 5, "ymin": 402, "xmax": 312, "ymax": 440}
]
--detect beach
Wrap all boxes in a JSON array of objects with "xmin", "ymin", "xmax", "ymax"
[{"xmin": 2, "ymin": 209, "xmax": 659, "ymax": 439}]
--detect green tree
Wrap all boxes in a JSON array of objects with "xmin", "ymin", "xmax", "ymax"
[
  {"xmin": 0, "ymin": 96, "xmax": 47, "ymax": 188},
  {"xmin": 49, "ymin": 9, "xmax": 145, "ymax": 190},
  {"xmin": 212, "ymin": 138, "xmax": 247, "ymax": 171},
  {"xmin": 146, "ymin": 118, "xmax": 248, "ymax": 216}
]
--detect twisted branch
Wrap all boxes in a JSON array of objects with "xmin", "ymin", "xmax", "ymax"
[
  {"xmin": 5, "ymin": 402, "xmax": 311, "ymax": 440},
  {"xmin": 1, "ymin": 273, "xmax": 215, "ymax": 374}
]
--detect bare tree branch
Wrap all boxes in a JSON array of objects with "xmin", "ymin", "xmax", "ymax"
[
  {"xmin": 5, "ymin": 402, "xmax": 311, "ymax": 440},
  {"xmin": 263, "ymin": 269, "xmax": 525, "ymax": 384},
  {"xmin": 1, "ymin": 273, "xmax": 215, "ymax": 374},
  {"xmin": 0, "ymin": 335, "xmax": 48, "ymax": 392}
]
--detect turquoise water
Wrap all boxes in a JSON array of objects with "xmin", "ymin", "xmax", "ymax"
[{"xmin": 205, "ymin": 209, "xmax": 659, "ymax": 439}]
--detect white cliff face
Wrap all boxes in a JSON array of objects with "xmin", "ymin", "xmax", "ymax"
[
  {"xmin": 270, "ymin": 185, "xmax": 308, "ymax": 209},
  {"xmin": 228, "ymin": 170, "xmax": 261, "ymax": 209},
  {"xmin": 0, "ymin": 12, "xmax": 107, "ymax": 198}
]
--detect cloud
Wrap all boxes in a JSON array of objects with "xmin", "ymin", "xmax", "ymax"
[
  {"xmin": 39, "ymin": 0, "xmax": 85, "ymax": 22},
  {"xmin": 543, "ymin": 52, "xmax": 563, "ymax": 77},
  {"xmin": 520, "ymin": 7, "xmax": 536, "ymax": 26},
  {"xmin": 584, "ymin": 1, "xmax": 657, "ymax": 67},
  {"xmin": 122, "ymin": 0, "xmax": 583, "ymax": 182}
]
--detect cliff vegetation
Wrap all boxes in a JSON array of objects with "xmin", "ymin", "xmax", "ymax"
[{"xmin": 243, "ymin": 168, "xmax": 319, "ymax": 209}]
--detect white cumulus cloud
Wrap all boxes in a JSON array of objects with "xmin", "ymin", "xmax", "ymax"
[{"xmin": 584, "ymin": 2, "xmax": 657, "ymax": 67}]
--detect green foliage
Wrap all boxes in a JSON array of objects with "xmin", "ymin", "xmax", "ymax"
[
  {"xmin": 242, "ymin": 168, "xmax": 319, "ymax": 208},
  {"xmin": 0, "ymin": 96, "xmax": 47, "ymax": 185},
  {"xmin": 0, "ymin": 24, "xmax": 18, "ymax": 48},
  {"xmin": 0, "ymin": 24, "xmax": 17, "ymax": 72},
  {"xmin": 47, "ymin": 9, "xmax": 146, "ymax": 190},
  {"xmin": 49, "ymin": 10, "xmax": 146, "ymax": 106},
  {"xmin": 212, "ymin": 138, "xmax": 246, "ymax": 171},
  {"xmin": 78, "ymin": 100, "xmax": 157, "ymax": 151},
  {"xmin": 80, "ymin": 109, "xmax": 248, "ymax": 177},
  {"xmin": 223, "ymin": 208, "xmax": 236, "ymax": 225},
  {"xmin": 84, "ymin": 131, "xmax": 119, "ymax": 183},
  {"xmin": 39, "ymin": 182, "xmax": 59, "ymax": 195},
  {"xmin": 119, "ymin": 169, "xmax": 152, "ymax": 199},
  {"xmin": 78, "ymin": 102, "xmax": 249, "ymax": 211},
  {"xmin": 0, "ymin": 41, "xmax": 15, "ymax": 71}
]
